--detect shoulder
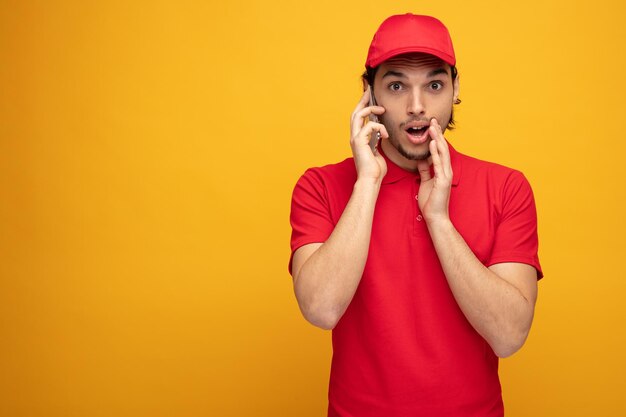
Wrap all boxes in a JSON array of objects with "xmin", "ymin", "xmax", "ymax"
[
  {"xmin": 294, "ymin": 157, "xmax": 357, "ymax": 192},
  {"xmin": 455, "ymin": 149, "xmax": 532, "ymax": 192},
  {"xmin": 453, "ymin": 148, "xmax": 537, "ymax": 222}
]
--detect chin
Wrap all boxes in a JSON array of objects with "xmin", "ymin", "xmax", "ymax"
[
  {"xmin": 401, "ymin": 149, "xmax": 431, "ymax": 161},
  {"xmin": 396, "ymin": 141, "xmax": 431, "ymax": 161}
]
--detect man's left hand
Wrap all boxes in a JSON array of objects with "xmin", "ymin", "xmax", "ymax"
[{"xmin": 416, "ymin": 118, "xmax": 453, "ymax": 224}]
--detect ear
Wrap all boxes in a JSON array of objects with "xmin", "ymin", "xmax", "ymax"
[{"xmin": 453, "ymin": 73, "xmax": 460, "ymax": 103}]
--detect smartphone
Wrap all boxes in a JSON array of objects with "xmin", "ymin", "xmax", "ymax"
[{"xmin": 368, "ymin": 87, "xmax": 381, "ymax": 152}]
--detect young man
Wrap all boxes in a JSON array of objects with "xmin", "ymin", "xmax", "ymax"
[{"xmin": 289, "ymin": 14, "xmax": 542, "ymax": 417}]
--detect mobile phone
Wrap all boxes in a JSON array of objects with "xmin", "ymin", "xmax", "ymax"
[{"xmin": 368, "ymin": 88, "xmax": 381, "ymax": 152}]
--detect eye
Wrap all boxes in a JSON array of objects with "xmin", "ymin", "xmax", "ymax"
[
  {"xmin": 388, "ymin": 82, "xmax": 402, "ymax": 92},
  {"xmin": 429, "ymin": 81, "xmax": 444, "ymax": 91}
]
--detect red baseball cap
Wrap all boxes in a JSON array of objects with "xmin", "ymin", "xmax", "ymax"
[{"xmin": 366, "ymin": 14, "xmax": 456, "ymax": 68}]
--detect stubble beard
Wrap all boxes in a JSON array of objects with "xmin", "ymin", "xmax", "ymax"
[
  {"xmin": 381, "ymin": 112, "xmax": 452, "ymax": 162},
  {"xmin": 389, "ymin": 133, "xmax": 432, "ymax": 161},
  {"xmin": 383, "ymin": 118, "xmax": 433, "ymax": 162}
]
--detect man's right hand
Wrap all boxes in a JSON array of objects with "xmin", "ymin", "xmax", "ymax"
[{"xmin": 350, "ymin": 86, "xmax": 388, "ymax": 183}]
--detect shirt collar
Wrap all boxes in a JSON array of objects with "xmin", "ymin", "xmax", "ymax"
[{"xmin": 379, "ymin": 140, "xmax": 462, "ymax": 186}]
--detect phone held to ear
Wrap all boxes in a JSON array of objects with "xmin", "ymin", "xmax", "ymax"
[{"xmin": 368, "ymin": 88, "xmax": 381, "ymax": 152}]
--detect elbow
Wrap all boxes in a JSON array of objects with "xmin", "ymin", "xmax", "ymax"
[
  {"xmin": 306, "ymin": 313, "xmax": 339, "ymax": 330},
  {"xmin": 299, "ymin": 300, "xmax": 341, "ymax": 330},
  {"xmin": 490, "ymin": 306, "xmax": 535, "ymax": 358},
  {"xmin": 493, "ymin": 343, "xmax": 522, "ymax": 359},
  {"xmin": 293, "ymin": 272, "xmax": 343, "ymax": 330},
  {"xmin": 294, "ymin": 287, "xmax": 341, "ymax": 330},
  {"xmin": 491, "ymin": 327, "xmax": 531, "ymax": 358}
]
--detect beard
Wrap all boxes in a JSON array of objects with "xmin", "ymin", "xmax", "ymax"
[
  {"xmin": 380, "ymin": 108, "xmax": 453, "ymax": 162},
  {"xmin": 388, "ymin": 133, "xmax": 432, "ymax": 161},
  {"xmin": 381, "ymin": 116, "xmax": 433, "ymax": 161}
]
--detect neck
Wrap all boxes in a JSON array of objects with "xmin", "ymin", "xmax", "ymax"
[{"xmin": 380, "ymin": 139, "xmax": 422, "ymax": 172}]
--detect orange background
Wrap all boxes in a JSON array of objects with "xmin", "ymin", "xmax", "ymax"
[{"xmin": 1, "ymin": 1, "xmax": 625, "ymax": 416}]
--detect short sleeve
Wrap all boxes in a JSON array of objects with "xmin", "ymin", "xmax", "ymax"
[
  {"xmin": 487, "ymin": 171, "xmax": 543, "ymax": 279},
  {"xmin": 288, "ymin": 169, "xmax": 335, "ymax": 274}
]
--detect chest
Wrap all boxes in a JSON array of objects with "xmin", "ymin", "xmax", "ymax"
[{"xmin": 369, "ymin": 179, "xmax": 500, "ymax": 265}]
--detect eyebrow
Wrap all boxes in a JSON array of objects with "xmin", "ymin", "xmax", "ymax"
[
  {"xmin": 426, "ymin": 68, "xmax": 449, "ymax": 77},
  {"xmin": 381, "ymin": 70, "xmax": 406, "ymax": 79},
  {"xmin": 381, "ymin": 67, "xmax": 449, "ymax": 79}
]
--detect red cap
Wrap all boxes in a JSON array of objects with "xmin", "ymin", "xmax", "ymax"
[{"xmin": 366, "ymin": 14, "xmax": 456, "ymax": 68}]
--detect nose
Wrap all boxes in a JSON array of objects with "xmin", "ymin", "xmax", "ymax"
[{"xmin": 407, "ymin": 89, "xmax": 425, "ymax": 116}]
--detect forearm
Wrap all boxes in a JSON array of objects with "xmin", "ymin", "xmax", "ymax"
[
  {"xmin": 427, "ymin": 218, "xmax": 535, "ymax": 357},
  {"xmin": 294, "ymin": 179, "xmax": 380, "ymax": 329}
]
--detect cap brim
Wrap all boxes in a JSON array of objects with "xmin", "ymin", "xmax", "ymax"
[{"xmin": 367, "ymin": 46, "xmax": 456, "ymax": 68}]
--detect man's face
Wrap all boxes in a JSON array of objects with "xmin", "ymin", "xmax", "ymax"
[{"xmin": 373, "ymin": 53, "xmax": 459, "ymax": 169}]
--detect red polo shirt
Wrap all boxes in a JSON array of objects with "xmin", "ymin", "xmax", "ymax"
[{"xmin": 289, "ymin": 143, "xmax": 542, "ymax": 417}]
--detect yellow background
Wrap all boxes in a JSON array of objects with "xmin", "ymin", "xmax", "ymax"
[{"xmin": 1, "ymin": 0, "xmax": 625, "ymax": 415}]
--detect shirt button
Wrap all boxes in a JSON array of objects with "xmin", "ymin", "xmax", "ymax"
[
  {"xmin": 416, "ymin": 215, "xmax": 423, "ymax": 221},
  {"xmin": 415, "ymin": 194, "xmax": 419, "ymax": 200}
]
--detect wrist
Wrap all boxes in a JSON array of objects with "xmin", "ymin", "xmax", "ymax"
[
  {"xmin": 354, "ymin": 177, "xmax": 382, "ymax": 194},
  {"xmin": 425, "ymin": 215, "xmax": 453, "ymax": 232},
  {"xmin": 355, "ymin": 164, "xmax": 385, "ymax": 185}
]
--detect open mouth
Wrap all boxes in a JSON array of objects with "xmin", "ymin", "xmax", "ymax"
[
  {"xmin": 406, "ymin": 126, "xmax": 429, "ymax": 137},
  {"xmin": 405, "ymin": 124, "xmax": 430, "ymax": 144}
]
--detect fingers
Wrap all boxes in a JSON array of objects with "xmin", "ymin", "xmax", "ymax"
[
  {"xmin": 429, "ymin": 139, "xmax": 445, "ymax": 180},
  {"xmin": 352, "ymin": 105, "xmax": 386, "ymax": 136},
  {"xmin": 428, "ymin": 119, "xmax": 453, "ymax": 180},
  {"xmin": 352, "ymin": 120, "xmax": 389, "ymax": 147},
  {"xmin": 351, "ymin": 87, "xmax": 385, "ymax": 136}
]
